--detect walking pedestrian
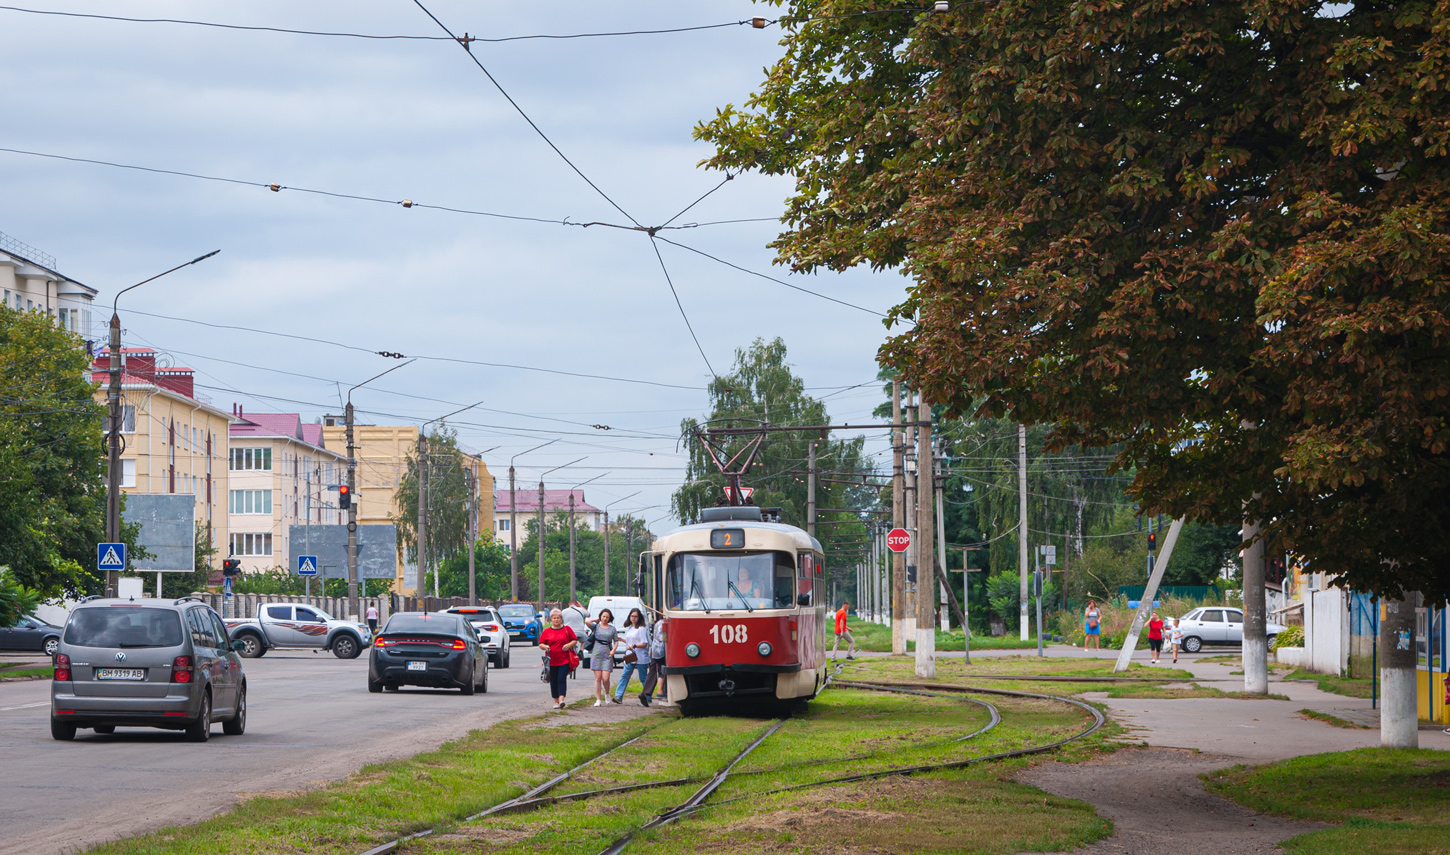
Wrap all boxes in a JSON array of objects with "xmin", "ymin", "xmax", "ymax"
[
  {"xmin": 588, "ymin": 608, "xmax": 620, "ymax": 707},
  {"xmin": 642, "ymin": 615, "xmax": 668, "ymax": 705},
  {"xmin": 563, "ymin": 597, "xmax": 590, "ymax": 637},
  {"xmin": 1147, "ymin": 612, "xmax": 1164, "ymax": 664},
  {"xmin": 537, "ymin": 608, "xmax": 578, "ymax": 710},
  {"xmin": 1168, "ymin": 617, "xmax": 1183, "ymax": 664},
  {"xmin": 830, "ymin": 600, "xmax": 856, "ymax": 661},
  {"xmin": 1084, "ymin": 600, "xmax": 1102, "ymax": 650},
  {"xmin": 613, "ymin": 608, "xmax": 653, "ymax": 706},
  {"xmin": 365, "ymin": 602, "xmax": 379, "ymax": 635}
]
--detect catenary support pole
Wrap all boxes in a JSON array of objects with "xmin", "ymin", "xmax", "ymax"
[
  {"xmin": 603, "ymin": 509, "xmax": 610, "ymax": 596},
  {"xmin": 1114, "ymin": 518, "xmax": 1185, "ymax": 672},
  {"xmin": 915, "ymin": 392, "xmax": 936, "ymax": 678},
  {"xmin": 807, "ymin": 441, "xmax": 817, "ymax": 538},
  {"xmin": 345, "ymin": 402, "xmax": 359, "ymax": 619},
  {"xmin": 1380, "ymin": 591, "xmax": 1421, "ymax": 748},
  {"xmin": 1018, "ymin": 423, "xmax": 1029, "ymax": 641},
  {"xmin": 1242, "ymin": 509, "xmax": 1268, "ymax": 694},
  {"xmin": 417, "ymin": 429, "xmax": 428, "ymax": 598},
  {"xmin": 105, "ymin": 315, "xmax": 122, "ymax": 597},
  {"xmin": 467, "ymin": 466, "xmax": 477, "ymax": 606},
  {"xmin": 509, "ymin": 466, "xmax": 518, "ymax": 600},
  {"xmin": 905, "ymin": 391, "xmax": 918, "ymax": 639},
  {"xmin": 891, "ymin": 380, "xmax": 906, "ymax": 654},
  {"xmin": 568, "ymin": 491, "xmax": 577, "ymax": 604},
  {"xmin": 936, "ymin": 464, "xmax": 949, "ymax": 631},
  {"xmin": 537, "ymin": 480, "xmax": 546, "ymax": 611}
]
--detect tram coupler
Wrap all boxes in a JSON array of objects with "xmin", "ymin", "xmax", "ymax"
[{"xmin": 719, "ymin": 678, "xmax": 737, "ymax": 696}]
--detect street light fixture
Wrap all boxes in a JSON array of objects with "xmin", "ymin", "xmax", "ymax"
[
  {"xmin": 344, "ymin": 360, "xmax": 415, "ymax": 620},
  {"xmin": 600, "ymin": 491, "xmax": 641, "ymax": 595},
  {"xmin": 417, "ymin": 400, "xmax": 484, "ymax": 599},
  {"xmin": 535, "ymin": 456, "xmax": 586, "ymax": 610},
  {"xmin": 104, "ymin": 249, "xmax": 219, "ymax": 598},
  {"xmin": 508, "ymin": 439, "xmax": 558, "ymax": 600}
]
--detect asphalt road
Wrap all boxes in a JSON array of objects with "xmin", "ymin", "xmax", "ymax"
[{"xmin": 0, "ymin": 647, "xmax": 576, "ymax": 855}]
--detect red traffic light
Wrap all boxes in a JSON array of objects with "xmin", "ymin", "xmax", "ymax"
[
  {"xmin": 1147, "ymin": 531, "xmax": 1158, "ymax": 552},
  {"xmin": 338, "ymin": 484, "xmax": 351, "ymax": 509},
  {"xmin": 222, "ymin": 558, "xmax": 241, "ymax": 577}
]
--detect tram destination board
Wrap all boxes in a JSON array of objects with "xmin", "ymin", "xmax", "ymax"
[{"xmin": 711, "ymin": 528, "xmax": 745, "ymax": 549}]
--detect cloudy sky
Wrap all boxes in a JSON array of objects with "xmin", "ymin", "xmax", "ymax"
[{"xmin": 2, "ymin": 0, "xmax": 906, "ymax": 528}]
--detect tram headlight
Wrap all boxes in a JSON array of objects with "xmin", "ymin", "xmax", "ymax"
[
  {"xmin": 685, "ymin": 643, "xmax": 701, "ymax": 658},
  {"xmin": 757, "ymin": 641, "xmax": 772, "ymax": 657}
]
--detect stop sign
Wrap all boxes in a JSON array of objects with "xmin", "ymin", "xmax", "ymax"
[{"xmin": 886, "ymin": 528, "xmax": 911, "ymax": 553}]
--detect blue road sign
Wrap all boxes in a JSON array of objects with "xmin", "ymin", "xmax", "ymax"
[
  {"xmin": 97, "ymin": 543, "xmax": 126, "ymax": 571},
  {"xmin": 296, "ymin": 555, "xmax": 319, "ymax": 576},
  {"xmin": 224, "ymin": 575, "xmax": 233, "ymax": 597}
]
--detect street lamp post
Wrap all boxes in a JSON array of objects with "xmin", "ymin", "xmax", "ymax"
[
  {"xmin": 567, "ymin": 474, "xmax": 605, "ymax": 603},
  {"xmin": 535, "ymin": 457, "xmax": 585, "ymax": 611},
  {"xmin": 346, "ymin": 360, "xmax": 415, "ymax": 620},
  {"xmin": 509, "ymin": 439, "xmax": 557, "ymax": 601},
  {"xmin": 105, "ymin": 250, "xmax": 219, "ymax": 598},
  {"xmin": 600, "ymin": 491, "xmax": 641, "ymax": 596},
  {"xmin": 417, "ymin": 400, "xmax": 484, "ymax": 600}
]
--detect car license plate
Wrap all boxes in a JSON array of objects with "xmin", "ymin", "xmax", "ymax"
[
  {"xmin": 95, "ymin": 668, "xmax": 145, "ymax": 681},
  {"xmin": 407, "ymin": 661, "xmax": 427, "ymax": 671}
]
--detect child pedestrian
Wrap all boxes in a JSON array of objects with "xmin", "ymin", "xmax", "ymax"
[
  {"xmin": 1168, "ymin": 617, "xmax": 1184, "ymax": 664},
  {"xmin": 1146, "ymin": 612, "xmax": 1165, "ymax": 664}
]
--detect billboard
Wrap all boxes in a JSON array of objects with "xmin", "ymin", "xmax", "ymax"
[
  {"xmin": 287, "ymin": 524, "xmax": 397, "ymax": 579},
  {"xmin": 122, "ymin": 494, "xmax": 196, "ymax": 572}
]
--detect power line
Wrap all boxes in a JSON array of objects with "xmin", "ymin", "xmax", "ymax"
[{"xmin": 647, "ymin": 236, "xmax": 717, "ymax": 382}]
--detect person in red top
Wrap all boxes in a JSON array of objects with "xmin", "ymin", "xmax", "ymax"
[
  {"xmin": 1146, "ymin": 612, "xmax": 1165, "ymax": 664},
  {"xmin": 537, "ymin": 608, "xmax": 579, "ymax": 710},
  {"xmin": 830, "ymin": 601, "xmax": 856, "ymax": 661}
]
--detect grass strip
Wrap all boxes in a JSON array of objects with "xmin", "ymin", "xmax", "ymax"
[
  {"xmin": 1205, "ymin": 748, "xmax": 1450, "ymax": 855},
  {"xmin": 1297, "ymin": 709, "xmax": 1371, "ymax": 729},
  {"xmin": 1103, "ymin": 683, "xmax": 1290, "ymax": 700},
  {"xmin": 848, "ymin": 620, "xmax": 1038, "ymax": 652},
  {"xmin": 0, "ymin": 666, "xmax": 51, "ymax": 679},
  {"xmin": 1283, "ymin": 668, "xmax": 1375, "ymax": 699}
]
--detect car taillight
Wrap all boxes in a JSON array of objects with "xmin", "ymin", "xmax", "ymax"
[
  {"xmin": 484, "ymin": 624, "xmax": 501, "ymax": 632},
  {"xmin": 54, "ymin": 653, "xmax": 70, "ymax": 682},
  {"xmin": 451, "ymin": 639, "xmax": 467, "ymax": 650},
  {"xmin": 171, "ymin": 655, "xmax": 193, "ymax": 684},
  {"xmin": 375, "ymin": 637, "xmax": 392, "ymax": 647}
]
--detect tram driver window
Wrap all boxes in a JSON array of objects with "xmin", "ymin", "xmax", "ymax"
[{"xmin": 668, "ymin": 552, "xmax": 795, "ymax": 611}]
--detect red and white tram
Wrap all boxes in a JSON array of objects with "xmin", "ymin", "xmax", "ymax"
[{"xmin": 643, "ymin": 505, "xmax": 828, "ymax": 715}]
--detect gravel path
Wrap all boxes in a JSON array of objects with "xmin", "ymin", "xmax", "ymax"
[{"xmin": 1019, "ymin": 747, "xmax": 1326, "ymax": 854}]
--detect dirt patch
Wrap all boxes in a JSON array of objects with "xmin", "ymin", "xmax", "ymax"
[{"xmin": 1018, "ymin": 746, "xmax": 1328, "ymax": 854}]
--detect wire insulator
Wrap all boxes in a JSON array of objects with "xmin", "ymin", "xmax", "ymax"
[
  {"xmin": 401, "ymin": 199, "xmax": 414, "ymax": 208},
  {"xmin": 751, "ymin": 16, "xmax": 767, "ymax": 28},
  {"xmin": 268, "ymin": 184, "xmax": 281, "ymax": 192}
]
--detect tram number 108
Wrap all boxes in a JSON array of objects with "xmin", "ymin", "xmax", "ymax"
[{"xmin": 708, "ymin": 624, "xmax": 749, "ymax": 644}]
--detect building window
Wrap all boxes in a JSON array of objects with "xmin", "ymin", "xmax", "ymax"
[
  {"xmin": 229, "ymin": 489, "xmax": 273, "ymax": 514},
  {"xmin": 121, "ymin": 459, "xmax": 136, "ymax": 488},
  {"xmin": 230, "ymin": 533, "xmax": 272, "ymax": 556},
  {"xmin": 497, "ymin": 519, "xmax": 510, "ymax": 532},
  {"xmin": 229, "ymin": 448, "xmax": 272, "ymax": 471},
  {"xmin": 102, "ymin": 405, "xmax": 136, "ymax": 434}
]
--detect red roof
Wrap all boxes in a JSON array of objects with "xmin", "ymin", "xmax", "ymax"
[
  {"xmin": 494, "ymin": 489, "xmax": 601, "ymax": 514},
  {"xmin": 230, "ymin": 411, "xmax": 332, "ymax": 452}
]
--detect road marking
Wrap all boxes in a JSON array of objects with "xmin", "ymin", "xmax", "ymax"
[{"xmin": 0, "ymin": 702, "xmax": 50, "ymax": 712}]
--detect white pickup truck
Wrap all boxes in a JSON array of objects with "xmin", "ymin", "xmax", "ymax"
[{"xmin": 224, "ymin": 603, "xmax": 372, "ymax": 659}]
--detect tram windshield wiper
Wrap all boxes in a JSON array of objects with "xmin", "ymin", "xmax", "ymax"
[
  {"xmin": 727, "ymin": 580, "xmax": 754, "ymax": 613},
  {"xmin": 690, "ymin": 574, "xmax": 711, "ymax": 613}
]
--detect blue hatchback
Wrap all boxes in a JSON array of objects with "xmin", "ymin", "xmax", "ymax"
[{"xmin": 497, "ymin": 603, "xmax": 540, "ymax": 643}]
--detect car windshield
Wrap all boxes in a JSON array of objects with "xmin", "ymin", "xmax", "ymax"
[
  {"xmin": 312, "ymin": 609, "xmax": 335, "ymax": 621},
  {"xmin": 383, "ymin": 615, "xmax": 463, "ymax": 635},
  {"xmin": 64, "ymin": 607, "xmax": 184, "ymax": 648},
  {"xmin": 498, "ymin": 605, "xmax": 533, "ymax": 618},
  {"xmin": 667, "ymin": 552, "xmax": 794, "ymax": 611}
]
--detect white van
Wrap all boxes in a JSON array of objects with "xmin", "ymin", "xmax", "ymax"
[{"xmin": 585, "ymin": 596, "xmax": 649, "ymax": 667}]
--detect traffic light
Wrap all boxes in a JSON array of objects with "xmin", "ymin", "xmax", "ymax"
[
  {"xmin": 1147, "ymin": 530, "xmax": 1158, "ymax": 552},
  {"xmin": 338, "ymin": 484, "xmax": 351, "ymax": 509},
  {"xmin": 223, "ymin": 558, "xmax": 241, "ymax": 577}
]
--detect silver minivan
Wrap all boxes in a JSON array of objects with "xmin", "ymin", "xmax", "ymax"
[{"xmin": 51, "ymin": 597, "xmax": 247, "ymax": 742}]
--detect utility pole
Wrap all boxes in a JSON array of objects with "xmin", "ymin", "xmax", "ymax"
[
  {"xmin": 1380, "ymin": 591, "xmax": 1421, "ymax": 748},
  {"xmin": 935, "ymin": 461, "xmax": 949, "ymax": 631},
  {"xmin": 1018, "ymin": 423, "xmax": 1029, "ymax": 641},
  {"xmin": 346, "ymin": 402, "xmax": 359, "ymax": 617},
  {"xmin": 807, "ymin": 440, "xmax": 817, "ymax": 538},
  {"xmin": 601, "ymin": 491, "xmax": 640, "ymax": 597},
  {"xmin": 509, "ymin": 439, "xmax": 557, "ymax": 602},
  {"xmin": 568, "ymin": 491, "xmax": 577, "ymax": 603},
  {"xmin": 537, "ymin": 478, "xmax": 546, "ymax": 611},
  {"xmin": 905, "ymin": 391, "xmax": 918, "ymax": 639},
  {"xmin": 417, "ymin": 429, "xmax": 428, "ymax": 599},
  {"xmin": 466, "ymin": 466, "xmax": 477, "ymax": 606},
  {"xmin": 104, "ymin": 250, "xmax": 219, "ymax": 597},
  {"xmin": 1241, "ymin": 510, "xmax": 1268, "ymax": 694},
  {"xmin": 891, "ymin": 380, "xmax": 905, "ymax": 654},
  {"xmin": 915, "ymin": 391, "xmax": 936, "ymax": 679}
]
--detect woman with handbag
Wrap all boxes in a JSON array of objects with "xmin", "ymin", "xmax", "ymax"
[
  {"xmin": 1084, "ymin": 600, "xmax": 1102, "ymax": 650},
  {"xmin": 537, "ymin": 608, "xmax": 579, "ymax": 711},
  {"xmin": 612, "ymin": 608, "xmax": 653, "ymax": 706},
  {"xmin": 588, "ymin": 608, "xmax": 620, "ymax": 707}
]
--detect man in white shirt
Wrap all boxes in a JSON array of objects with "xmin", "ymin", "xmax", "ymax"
[{"xmin": 562, "ymin": 597, "xmax": 590, "ymax": 637}]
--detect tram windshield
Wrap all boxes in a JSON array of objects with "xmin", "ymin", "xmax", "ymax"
[{"xmin": 667, "ymin": 551, "xmax": 794, "ymax": 612}]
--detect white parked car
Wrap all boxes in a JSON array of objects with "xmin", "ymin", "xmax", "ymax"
[
  {"xmin": 1174, "ymin": 606, "xmax": 1286, "ymax": 653},
  {"xmin": 444, "ymin": 606, "xmax": 511, "ymax": 668}
]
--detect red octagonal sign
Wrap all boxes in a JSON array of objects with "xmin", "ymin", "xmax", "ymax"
[{"xmin": 886, "ymin": 527, "xmax": 911, "ymax": 553}]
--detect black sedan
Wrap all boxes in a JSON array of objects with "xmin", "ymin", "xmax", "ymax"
[
  {"xmin": 0, "ymin": 614, "xmax": 63, "ymax": 655},
  {"xmin": 368, "ymin": 612, "xmax": 488, "ymax": 694}
]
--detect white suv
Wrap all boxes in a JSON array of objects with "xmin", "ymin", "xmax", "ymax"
[{"xmin": 444, "ymin": 607, "xmax": 511, "ymax": 668}]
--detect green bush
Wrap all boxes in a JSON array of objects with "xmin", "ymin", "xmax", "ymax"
[{"xmin": 1272, "ymin": 624, "xmax": 1304, "ymax": 649}]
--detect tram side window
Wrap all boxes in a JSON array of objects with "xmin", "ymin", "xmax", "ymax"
[{"xmin": 668, "ymin": 552, "xmax": 795, "ymax": 610}]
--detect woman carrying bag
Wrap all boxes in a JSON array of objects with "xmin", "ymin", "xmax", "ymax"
[
  {"xmin": 588, "ymin": 608, "xmax": 620, "ymax": 707},
  {"xmin": 612, "ymin": 608, "xmax": 653, "ymax": 706}
]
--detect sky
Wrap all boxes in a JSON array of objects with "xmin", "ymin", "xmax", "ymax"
[{"xmin": 1, "ymin": 0, "xmax": 906, "ymax": 531}]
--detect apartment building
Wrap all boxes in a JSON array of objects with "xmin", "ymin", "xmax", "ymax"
[
  {"xmin": 89, "ymin": 348, "xmax": 233, "ymax": 564},
  {"xmin": 226, "ymin": 409, "xmax": 348, "ymax": 573},
  {"xmin": 493, "ymin": 489, "xmax": 602, "ymax": 542},
  {"xmin": 1, "ymin": 230, "xmax": 97, "ymax": 336}
]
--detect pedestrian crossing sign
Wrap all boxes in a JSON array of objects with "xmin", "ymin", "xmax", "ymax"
[
  {"xmin": 97, "ymin": 543, "xmax": 126, "ymax": 571},
  {"xmin": 297, "ymin": 555, "xmax": 319, "ymax": 576}
]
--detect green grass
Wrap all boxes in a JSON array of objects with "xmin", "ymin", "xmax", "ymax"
[
  {"xmin": 1206, "ymin": 748, "xmax": 1450, "ymax": 855},
  {"xmin": 841, "ymin": 652, "xmax": 1193, "ymax": 691},
  {"xmin": 1297, "ymin": 709, "xmax": 1371, "ymax": 729},
  {"xmin": 80, "ymin": 667, "xmax": 1122, "ymax": 855},
  {"xmin": 1283, "ymin": 668, "xmax": 1375, "ymax": 699},
  {"xmin": 847, "ymin": 620, "xmax": 1039, "ymax": 652},
  {"xmin": 0, "ymin": 666, "xmax": 51, "ymax": 679},
  {"xmin": 1103, "ymin": 683, "xmax": 1290, "ymax": 700}
]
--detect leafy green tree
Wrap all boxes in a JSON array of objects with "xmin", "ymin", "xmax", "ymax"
[
  {"xmin": 0, "ymin": 306, "xmax": 142, "ymax": 597},
  {"xmin": 395, "ymin": 426, "xmax": 474, "ymax": 594},
  {"xmin": 699, "ymin": 0, "xmax": 1450, "ymax": 601},
  {"xmin": 512, "ymin": 513, "xmax": 654, "ymax": 603},
  {"xmin": 436, "ymin": 539, "xmax": 512, "ymax": 602},
  {"xmin": 0, "ymin": 566, "xmax": 42, "ymax": 627}
]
